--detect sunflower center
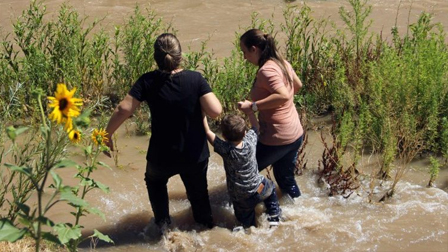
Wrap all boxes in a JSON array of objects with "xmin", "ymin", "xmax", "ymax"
[
  {"xmin": 74, "ymin": 132, "xmax": 79, "ymax": 139},
  {"xmin": 59, "ymin": 98, "xmax": 68, "ymax": 111}
]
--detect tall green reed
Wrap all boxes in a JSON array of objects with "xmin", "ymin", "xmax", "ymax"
[
  {"xmin": 281, "ymin": 4, "xmax": 333, "ymax": 113},
  {"xmin": 109, "ymin": 6, "xmax": 165, "ymax": 98},
  {"xmin": 428, "ymin": 156, "xmax": 440, "ymax": 187},
  {"xmin": 441, "ymin": 117, "xmax": 448, "ymax": 161},
  {"xmin": 282, "ymin": 0, "xmax": 447, "ymax": 197},
  {"xmin": 109, "ymin": 5, "xmax": 170, "ymax": 135}
]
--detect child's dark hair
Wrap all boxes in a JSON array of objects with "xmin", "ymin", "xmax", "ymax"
[{"xmin": 221, "ymin": 114, "xmax": 246, "ymax": 142}]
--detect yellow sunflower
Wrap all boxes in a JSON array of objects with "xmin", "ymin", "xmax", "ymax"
[
  {"xmin": 91, "ymin": 128, "xmax": 109, "ymax": 146},
  {"xmin": 48, "ymin": 83, "xmax": 83, "ymax": 130},
  {"xmin": 68, "ymin": 129, "xmax": 82, "ymax": 144},
  {"xmin": 64, "ymin": 116, "xmax": 74, "ymax": 133}
]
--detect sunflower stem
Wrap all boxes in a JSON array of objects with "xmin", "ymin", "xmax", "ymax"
[{"xmin": 37, "ymin": 92, "xmax": 48, "ymax": 129}]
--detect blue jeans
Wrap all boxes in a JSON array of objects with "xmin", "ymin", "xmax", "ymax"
[
  {"xmin": 233, "ymin": 177, "xmax": 281, "ymax": 228},
  {"xmin": 256, "ymin": 135, "xmax": 304, "ymax": 198},
  {"xmin": 144, "ymin": 159, "xmax": 214, "ymax": 228}
]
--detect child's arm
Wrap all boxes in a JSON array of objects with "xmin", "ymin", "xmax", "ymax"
[
  {"xmin": 202, "ymin": 111, "xmax": 216, "ymax": 145},
  {"xmin": 238, "ymin": 101, "xmax": 259, "ymax": 131},
  {"xmin": 247, "ymin": 111, "xmax": 259, "ymax": 131}
]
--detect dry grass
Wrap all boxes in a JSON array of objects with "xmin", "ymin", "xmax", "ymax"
[{"xmin": 0, "ymin": 238, "xmax": 63, "ymax": 252}]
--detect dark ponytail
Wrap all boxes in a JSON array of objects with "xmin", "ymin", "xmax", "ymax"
[
  {"xmin": 240, "ymin": 29, "xmax": 292, "ymax": 85},
  {"xmin": 154, "ymin": 33, "xmax": 182, "ymax": 72}
]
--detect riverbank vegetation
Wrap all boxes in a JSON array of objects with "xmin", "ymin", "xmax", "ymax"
[{"xmin": 1, "ymin": 0, "xmax": 447, "ymax": 251}]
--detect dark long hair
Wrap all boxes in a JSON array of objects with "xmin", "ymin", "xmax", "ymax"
[
  {"xmin": 154, "ymin": 33, "xmax": 182, "ymax": 72},
  {"xmin": 240, "ymin": 29, "xmax": 292, "ymax": 85}
]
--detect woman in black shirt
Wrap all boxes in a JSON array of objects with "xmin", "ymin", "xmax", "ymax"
[{"xmin": 104, "ymin": 33, "xmax": 222, "ymax": 231}]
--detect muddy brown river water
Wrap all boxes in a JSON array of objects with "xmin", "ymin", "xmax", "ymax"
[{"xmin": 1, "ymin": 0, "xmax": 447, "ymax": 251}]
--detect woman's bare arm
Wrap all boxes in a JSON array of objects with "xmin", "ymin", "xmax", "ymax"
[
  {"xmin": 104, "ymin": 94, "xmax": 141, "ymax": 156},
  {"xmin": 200, "ymin": 92, "xmax": 222, "ymax": 119}
]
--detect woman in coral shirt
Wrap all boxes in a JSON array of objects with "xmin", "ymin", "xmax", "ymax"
[{"xmin": 238, "ymin": 28, "xmax": 304, "ymax": 201}]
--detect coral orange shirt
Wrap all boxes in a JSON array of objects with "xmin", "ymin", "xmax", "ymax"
[{"xmin": 250, "ymin": 60, "xmax": 303, "ymax": 146}]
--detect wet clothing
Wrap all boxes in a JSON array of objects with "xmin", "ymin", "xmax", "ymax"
[
  {"xmin": 130, "ymin": 69, "xmax": 213, "ymax": 227},
  {"xmin": 214, "ymin": 128, "xmax": 281, "ymax": 228},
  {"xmin": 130, "ymin": 70, "xmax": 211, "ymax": 166},
  {"xmin": 145, "ymin": 160, "xmax": 213, "ymax": 227},
  {"xmin": 251, "ymin": 60, "xmax": 303, "ymax": 146},
  {"xmin": 250, "ymin": 60, "xmax": 304, "ymax": 198},
  {"xmin": 214, "ymin": 129, "xmax": 263, "ymax": 202},
  {"xmin": 232, "ymin": 177, "xmax": 280, "ymax": 228},
  {"xmin": 257, "ymin": 135, "xmax": 304, "ymax": 198}
]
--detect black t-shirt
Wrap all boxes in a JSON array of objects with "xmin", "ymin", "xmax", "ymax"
[{"xmin": 129, "ymin": 70, "xmax": 212, "ymax": 166}]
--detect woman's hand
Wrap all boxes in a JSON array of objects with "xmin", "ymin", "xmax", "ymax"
[
  {"xmin": 102, "ymin": 94, "xmax": 140, "ymax": 158},
  {"xmin": 238, "ymin": 100, "xmax": 253, "ymax": 114},
  {"xmin": 103, "ymin": 137, "xmax": 114, "ymax": 158}
]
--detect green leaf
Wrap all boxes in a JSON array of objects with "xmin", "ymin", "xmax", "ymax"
[
  {"xmin": 42, "ymin": 231, "xmax": 61, "ymax": 244},
  {"xmin": 15, "ymin": 126, "xmax": 29, "ymax": 136},
  {"xmin": 88, "ymin": 207, "xmax": 106, "ymax": 220},
  {"xmin": 5, "ymin": 164, "xmax": 32, "ymax": 177},
  {"xmin": 0, "ymin": 219, "xmax": 27, "ymax": 242},
  {"xmin": 37, "ymin": 216, "xmax": 55, "ymax": 227},
  {"xmin": 75, "ymin": 109, "xmax": 91, "ymax": 128},
  {"xmin": 54, "ymin": 159, "xmax": 77, "ymax": 169},
  {"xmin": 85, "ymin": 145, "xmax": 92, "ymax": 155},
  {"xmin": 40, "ymin": 125, "xmax": 50, "ymax": 137},
  {"xmin": 91, "ymin": 229, "xmax": 114, "ymax": 244},
  {"xmin": 99, "ymin": 145, "xmax": 110, "ymax": 153},
  {"xmin": 50, "ymin": 170, "xmax": 63, "ymax": 189},
  {"xmin": 97, "ymin": 161, "xmax": 112, "ymax": 170},
  {"xmin": 60, "ymin": 187, "xmax": 88, "ymax": 207},
  {"xmin": 95, "ymin": 181, "xmax": 110, "ymax": 193},
  {"xmin": 16, "ymin": 203, "xmax": 30, "ymax": 216},
  {"xmin": 54, "ymin": 224, "xmax": 82, "ymax": 244},
  {"xmin": 80, "ymin": 177, "xmax": 94, "ymax": 187},
  {"xmin": 17, "ymin": 215, "xmax": 31, "ymax": 227},
  {"xmin": 6, "ymin": 126, "xmax": 29, "ymax": 141}
]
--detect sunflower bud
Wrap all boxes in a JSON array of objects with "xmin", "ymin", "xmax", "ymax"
[
  {"xmin": 6, "ymin": 126, "xmax": 29, "ymax": 141},
  {"xmin": 31, "ymin": 88, "xmax": 44, "ymax": 99},
  {"xmin": 75, "ymin": 110, "xmax": 91, "ymax": 128},
  {"xmin": 6, "ymin": 126, "xmax": 16, "ymax": 141}
]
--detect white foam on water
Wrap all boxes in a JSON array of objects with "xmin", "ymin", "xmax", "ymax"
[
  {"xmin": 89, "ymin": 163, "xmax": 448, "ymax": 252},
  {"xmin": 79, "ymin": 138, "xmax": 448, "ymax": 252}
]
